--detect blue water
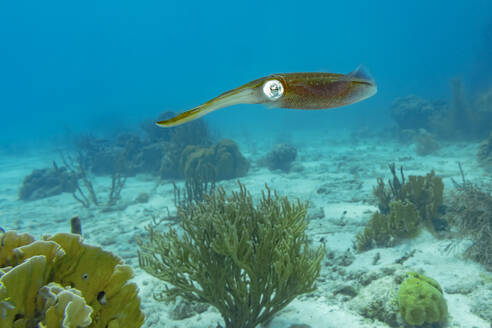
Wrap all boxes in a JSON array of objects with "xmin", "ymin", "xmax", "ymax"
[{"xmin": 1, "ymin": 0, "xmax": 491, "ymax": 143}]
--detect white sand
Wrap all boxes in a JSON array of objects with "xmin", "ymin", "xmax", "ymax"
[{"xmin": 0, "ymin": 132, "xmax": 490, "ymax": 328}]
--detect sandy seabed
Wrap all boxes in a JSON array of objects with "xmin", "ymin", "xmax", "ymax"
[{"xmin": 0, "ymin": 131, "xmax": 490, "ymax": 328}]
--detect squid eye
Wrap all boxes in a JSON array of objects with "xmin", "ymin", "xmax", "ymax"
[{"xmin": 262, "ymin": 80, "xmax": 284, "ymax": 100}]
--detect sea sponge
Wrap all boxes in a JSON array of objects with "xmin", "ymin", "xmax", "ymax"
[
  {"xmin": 0, "ymin": 230, "xmax": 144, "ymax": 328},
  {"xmin": 398, "ymin": 272, "xmax": 447, "ymax": 326}
]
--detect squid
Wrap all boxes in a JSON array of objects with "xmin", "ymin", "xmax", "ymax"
[{"xmin": 157, "ymin": 65, "xmax": 377, "ymax": 127}]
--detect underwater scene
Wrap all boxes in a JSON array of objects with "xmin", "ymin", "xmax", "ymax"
[{"xmin": 1, "ymin": 0, "xmax": 492, "ymax": 327}]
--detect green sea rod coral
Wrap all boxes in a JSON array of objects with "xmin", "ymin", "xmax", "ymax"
[{"xmin": 137, "ymin": 183, "xmax": 325, "ymax": 328}]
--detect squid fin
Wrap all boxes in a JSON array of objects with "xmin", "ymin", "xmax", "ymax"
[{"xmin": 347, "ymin": 65, "xmax": 376, "ymax": 85}]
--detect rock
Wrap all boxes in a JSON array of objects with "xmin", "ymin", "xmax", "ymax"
[
  {"xmin": 169, "ymin": 299, "xmax": 209, "ymax": 320},
  {"xmin": 333, "ymin": 283, "xmax": 358, "ymax": 298},
  {"xmin": 348, "ymin": 275, "xmax": 401, "ymax": 327}
]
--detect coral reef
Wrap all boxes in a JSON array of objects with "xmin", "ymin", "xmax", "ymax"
[
  {"xmin": 358, "ymin": 166, "xmax": 444, "ymax": 252},
  {"xmin": 391, "ymin": 95, "xmax": 447, "ymax": 131},
  {"xmin": 74, "ymin": 112, "xmax": 212, "ymax": 178},
  {"xmin": 398, "ymin": 272, "xmax": 447, "ymax": 326},
  {"xmin": 137, "ymin": 183, "xmax": 324, "ymax": 328},
  {"xmin": 19, "ymin": 162, "xmax": 78, "ymax": 200},
  {"xmin": 392, "ymin": 79, "xmax": 492, "ymax": 140},
  {"xmin": 0, "ymin": 230, "xmax": 144, "ymax": 328},
  {"xmin": 179, "ymin": 139, "xmax": 249, "ymax": 182},
  {"xmin": 261, "ymin": 143, "xmax": 297, "ymax": 173},
  {"xmin": 355, "ymin": 201, "xmax": 420, "ymax": 252},
  {"xmin": 373, "ymin": 164, "xmax": 444, "ymax": 231}
]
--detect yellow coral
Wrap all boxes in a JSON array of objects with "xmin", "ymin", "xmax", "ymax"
[
  {"xmin": 0, "ymin": 231, "xmax": 144, "ymax": 328},
  {"xmin": 47, "ymin": 233, "xmax": 145, "ymax": 328},
  {"xmin": 0, "ymin": 255, "xmax": 51, "ymax": 328},
  {"xmin": 0, "ymin": 230, "xmax": 35, "ymax": 267},
  {"xmin": 42, "ymin": 282, "xmax": 93, "ymax": 328}
]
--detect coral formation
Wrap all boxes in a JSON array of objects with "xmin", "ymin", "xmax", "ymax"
[
  {"xmin": 179, "ymin": 139, "xmax": 249, "ymax": 182},
  {"xmin": 19, "ymin": 163, "xmax": 78, "ymax": 200},
  {"xmin": 391, "ymin": 95, "xmax": 447, "ymax": 131},
  {"xmin": 392, "ymin": 79, "xmax": 492, "ymax": 140},
  {"xmin": 262, "ymin": 143, "xmax": 297, "ymax": 172},
  {"xmin": 355, "ymin": 201, "xmax": 420, "ymax": 252},
  {"xmin": 62, "ymin": 153, "xmax": 127, "ymax": 210},
  {"xmin": 41, "ymin": 282, "xmax": 93, "ymax": 328},
  {"xmin": 398, "ymin": 272, "xmax": 447, "ymax": 326},
  {"xmin": 373, "ymin": 165, "xmax": 444, "ymax": 230},
  {"xmin": 73, "ymin": 112, "xmax": 212, "ymax": 178},
  {"xmin": 0, "ymin": 230, "xmax": 144, "ymax": 328},
  {"xmin": 137, "ymin": 183, "xmax": 324, "ymax": 328},
  {"xmin": 358, "ymin": 166, "xmax": 444, "ymax": 252}
]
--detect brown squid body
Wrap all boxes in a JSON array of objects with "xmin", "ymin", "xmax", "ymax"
[{"xmin": 157, "ymin": 65, "xmax": 377, "ymax": 127}]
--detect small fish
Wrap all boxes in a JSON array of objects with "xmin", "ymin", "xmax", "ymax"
[{"xmin": 157, "ymin": 65, "xmax": 377, "ymax": 127}]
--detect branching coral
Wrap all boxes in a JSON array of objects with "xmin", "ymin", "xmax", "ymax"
[
  {"xmin": 358, "ymin": 165, "xmax": 445, "ymax": 252},
  {"xmin": 373, "ymin": 164, "xmax": 444, "ymax": 231},
  {"xmin": 137, "ymin": 183, "xmax": 325, "ymax": 328}
]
